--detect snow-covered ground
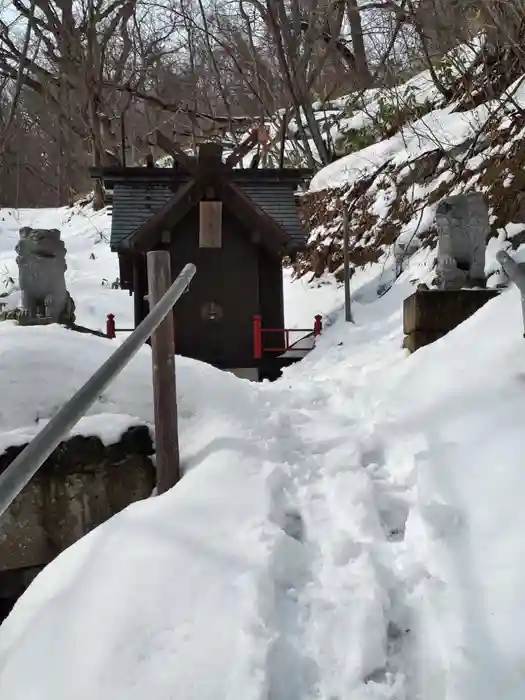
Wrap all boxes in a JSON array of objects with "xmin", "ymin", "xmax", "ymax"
[
  {"xmin": 0, "ymin": 203, "xmax": 524, "ymax": 699},
  {"xmin": 0, "ymin": 206, "xmax": 144, "ymax": 452},
  {"xmin": 0, "ymin": 206, "xmax": 130, "ymax": 330},
  {"xmin": 0, "ymin": 206, "xmax": 340, "ymax": 449}
]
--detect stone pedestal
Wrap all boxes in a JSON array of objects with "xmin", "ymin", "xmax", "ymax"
[{"xmin": 403, "ymin": 289, "xmax": 499, "ymax": 352}]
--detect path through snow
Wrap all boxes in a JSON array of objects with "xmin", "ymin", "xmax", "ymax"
[
  {"xmin": 254, "ymin": 295, "xmax": 421, "ymax": 699},
  {"xmin": 246, "ymin": 277, "xmax": 525, "ymax": 700}
]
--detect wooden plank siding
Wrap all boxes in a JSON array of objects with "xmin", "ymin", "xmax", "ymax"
[
  {"xmin": 161, "ymin": 208, "xmax": 261, "ymax": 367},
  {"xmin": 258, "ymin": 250, "xmax": 285, "ymax": 356}
]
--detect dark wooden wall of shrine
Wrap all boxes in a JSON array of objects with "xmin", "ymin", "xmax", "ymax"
[
  {"xmin": 169, "ymin": 208, "xmax": 259, "ymax": 367},
  {"xmin": 258, "ymin": 249, "xmax": 285, "ymax": 356},
  {"xmin": 121, "ymin": 205, "xmax": 286, "ymax": 369}
]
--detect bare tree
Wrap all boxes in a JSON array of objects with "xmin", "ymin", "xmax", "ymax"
[
  {"xmin": 0, "ymin": 0, "xmax": 170, "ymax": 206},
  {"xmin": 8, "ymin": 0, "xmax": 521, "ymax": 210}
]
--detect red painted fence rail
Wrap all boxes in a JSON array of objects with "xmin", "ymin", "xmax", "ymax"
[
  {"xmin": 107, "ymin": 313, "xmax": 323, "ymax": 361},
  {"xmin": 106, "ymin": 314, "xmax": 134, "ymax": 338},
  {"xmin": 252, "ymin": 314, "xmax": 322, "ymax": 360},
  {"xmin": 106, "ymin": 313, "xmax": 116, "ymax": 339}
]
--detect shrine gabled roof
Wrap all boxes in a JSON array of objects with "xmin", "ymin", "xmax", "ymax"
[
  {"xmin": 108, "ymin": 183, "xmax": 174, "ymax": 250},
  {"xmin": 239, "ymin": 182, "xmax": 305, "ymax": 249},
  {"xmin": 90, "ymin": 166, "xmax": 311, "ymax": 187},
  {"xmin": 92, "ymin": 167, "xmax": 310, "ymax": 252}
]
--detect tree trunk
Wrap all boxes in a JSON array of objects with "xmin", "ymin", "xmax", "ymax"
[
  {"xmin": 346, "ymin": 0, "xmax": 373, "ymax": 89},
  {"xmin": 89, "ymin": 95, "xmax": 106, "ymax": 210}
]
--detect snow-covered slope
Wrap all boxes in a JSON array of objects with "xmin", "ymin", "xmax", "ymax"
[
  {"xmin": 0, "ymin": 224, "xmax": 524, "ymax": 698},
  {"xmin": 298, "ymin": 58, "xmax": 525, "ymax": 281}
]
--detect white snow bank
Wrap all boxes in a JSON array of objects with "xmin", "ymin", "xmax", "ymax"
[
  {"xmin": 0, "ymin": 455, "xmax": 279, "ymax": 700},
  {"xmin": 310, "ymin": 134, "xmax": 403, "ymax": 191},
  {"xmin": 384, "ymin": 290, "xmax": 525, "ymax": 700},
  {"xmin": 0, "ymin": 206, "xmax": 132, "ymax": 332},
  {"xmin": 1, "ymin": 245, "xmax": 525, "ymax": 699},
  {"xmin": 0, "ymin": 346, "xmax": 286, "ymax": 700},
  {"xmin": 0, "ymin": 323, "xmax": 153, "ymax": 453},
  {"xmin": 0, "ymin": 318, "xmax": 265, "ymax": 455},
  {"xmin": 309, "ymin": 102, "xmax": 487, "ymax": 192},
  {"xmin": 392, "ymin": 105, "xmax": 484, "ymax": 166}
]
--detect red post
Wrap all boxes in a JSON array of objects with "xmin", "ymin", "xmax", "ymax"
[
  {"xmin": 253, "ymin": 315, "xmax": 262, "ymax": 359},
  {"xmin": 106, "ymin": 313, "xmax": 116, "ymax": 339},
  {"xmin": 314, "ymin": 314, "xmax": 323, "ymax": 337}
]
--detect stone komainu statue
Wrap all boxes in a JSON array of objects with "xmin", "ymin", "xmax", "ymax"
[
  {"xmin": 15, "ymin": 227, "xmax": 75, "ymax": 324},
  {"xmin": 435, "ymin": 193, "xmax": 489, "ymax": 290}
]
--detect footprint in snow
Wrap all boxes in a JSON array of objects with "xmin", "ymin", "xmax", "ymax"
[
  {"xmin": 282, "ymin": 510, "xmax": 304, "ymax": 542},
  {"xmin": 360, "ymin": 445, "xmax": 386, "ymax": 470}
]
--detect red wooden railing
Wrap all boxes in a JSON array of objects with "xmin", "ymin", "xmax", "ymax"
[
  {"xmin": 253, "ymin": 314, "xmax": 322, "ymax": 360},
  {"xmin": 105, "ymin": 314, "xmax": 134, "ymax": 338},
  {"xmin": 107, "ymin": 313, "xmax": 323, "ymax": 361},
  {"xmin": 106, "ymin": 313, "xmax": 116, "ymax": 338}
]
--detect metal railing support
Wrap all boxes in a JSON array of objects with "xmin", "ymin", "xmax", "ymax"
[
  {"xmin": 0, "ymin": 263, "xmax": 196, "ymax": 519},
  {"xmin": 496, "ymin": 250, "xmax": 525, "ymax": 336}
]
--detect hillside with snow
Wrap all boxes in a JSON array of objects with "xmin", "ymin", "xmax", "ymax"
[
  {"xmin": 296, "ymin": 42, "xmax": 525, "ymax": 281},
  {"xmin": 2, "ymin": 48, "xmax": 525, "ymax": 696}
]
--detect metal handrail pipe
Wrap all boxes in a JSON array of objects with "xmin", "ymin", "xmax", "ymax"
[
  {"xmin": 497, "ymin": 250, "xmax": 525, "ymax": 337},
  {"xmin": 496, "ymin": 250, "xmax": 525, "ymax": 292},
  {"xmin": 0, "ymin": 263, "xmax": 196, "ymax": 519}
]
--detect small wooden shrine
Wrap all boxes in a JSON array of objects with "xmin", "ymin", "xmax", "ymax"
[{"xmin": 91, "ymin": 130, "xmax": 313, "ymax": 380}]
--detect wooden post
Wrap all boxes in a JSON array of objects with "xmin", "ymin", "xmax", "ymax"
[
  {"xmin": 132, "ymin": 258, "xmax": 143, "ymax": 328},
  {"xmin": 147, "ymin": 250, "xmax": 180, "ymax": 493},
  {"xmin": 343, "ymin": 205, "xmax": 353, "ymax": 322}
]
